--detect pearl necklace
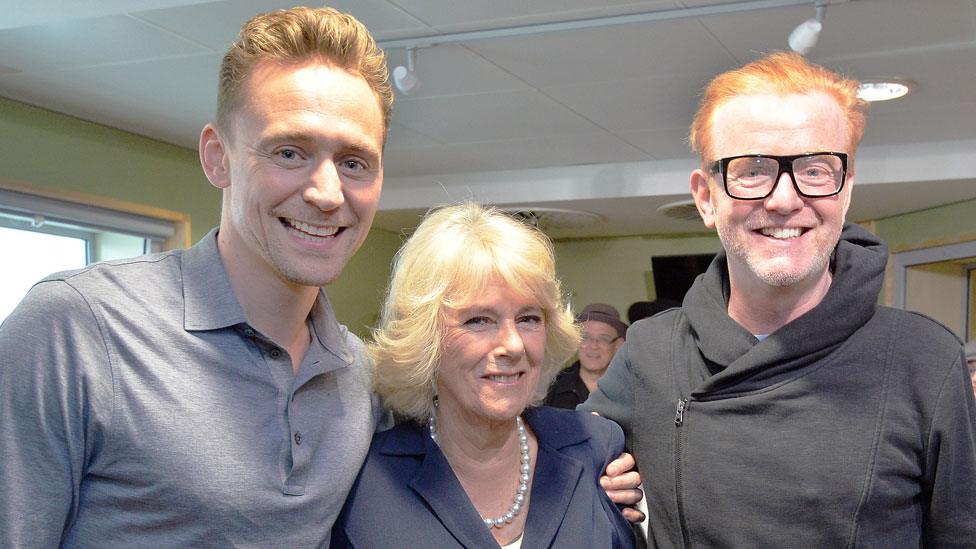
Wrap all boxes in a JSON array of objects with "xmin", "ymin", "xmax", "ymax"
[{"xmin": 428, "ymin": 414, "xmax": 531, "ymax": 529}]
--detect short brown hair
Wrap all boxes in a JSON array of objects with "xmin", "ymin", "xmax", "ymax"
[
  {"xmin": 689, "ymin": 52, "xmax": 867, "ymax": 160},
  {"xmin": 216, "ymin": 7, "xmax": 393, "ymax": 139}
]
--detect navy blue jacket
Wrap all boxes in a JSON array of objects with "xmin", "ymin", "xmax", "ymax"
[{"xmin": 332, "ymin": 406, "xmax": 635, "ymax": 548}]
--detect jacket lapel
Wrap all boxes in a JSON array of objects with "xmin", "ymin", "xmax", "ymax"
[
  {"xmin": 406, "ymin": 433, "xmax": 499, "ymax": 548},
  {"xmin": 522, "ymin": 429, "xmax": 584, "ymax": 547}
]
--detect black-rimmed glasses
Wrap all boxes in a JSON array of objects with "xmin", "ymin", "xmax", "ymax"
[{"xmin": 708, "ymin": 152, "xmax": 848, "ymax": 200}]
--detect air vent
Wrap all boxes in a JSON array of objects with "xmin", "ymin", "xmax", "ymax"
[
  {"xmin": 656, "ymin": 199, "xmax": 701, "ymax": 221},
  {"xmin": 501, "ymin": 207, "xmax": 602, "ymax": 231}
]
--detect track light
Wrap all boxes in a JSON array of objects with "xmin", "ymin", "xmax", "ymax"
[
  {"xmin": 789, "ymin": 1, "xmax": 827, "ymax": 55},
  {"xmin": 393, "ymin": 47, "xmax": 419, "ymax": 95}
]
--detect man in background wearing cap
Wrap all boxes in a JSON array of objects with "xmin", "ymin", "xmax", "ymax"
[{"xmin": 546, "ymin": 303, "xmax": 628, "ymax": 409}]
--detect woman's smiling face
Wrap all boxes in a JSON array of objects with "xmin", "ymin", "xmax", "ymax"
[{"xmin": 435, "ymin": 280, "xmax": 546, "ymax": 427}]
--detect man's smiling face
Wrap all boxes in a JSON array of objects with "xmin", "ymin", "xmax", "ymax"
[
  {"xmin": 213, "ymin": 59, "xmax": 385, "ymax": 288},
  {"xmin": 691, "ymin": 92, "xmax": 853, "ymax": 290}
]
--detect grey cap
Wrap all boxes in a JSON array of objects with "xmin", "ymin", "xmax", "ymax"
[{"xmin": 575, "ymin": 303, "xmax": 627, "ymax": 339}]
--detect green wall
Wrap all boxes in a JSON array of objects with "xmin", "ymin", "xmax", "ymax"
[
  {"xmin": 326, "ymin": 228, "xmax": 403, "ymax": 336},
  {"xmin": 873, "ymin": 198, "xmax": 976, "ymax": 252}
]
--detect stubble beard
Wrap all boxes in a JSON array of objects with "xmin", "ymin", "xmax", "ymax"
[{"xmin": 717, "ymin": 221, "xmax": 839, "ymax": 288}]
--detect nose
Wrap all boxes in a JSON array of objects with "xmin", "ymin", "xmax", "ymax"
[
  {"xmin": 303, "ymin": 161, "xmax": 345, "ymax": 211},
  {"xmin": 764, "ymin": 170, "xmax": 804, "ymax": 214},
  {"xmin": 496, "ymin": 320, "xmax": 526, "ymax": 358}
]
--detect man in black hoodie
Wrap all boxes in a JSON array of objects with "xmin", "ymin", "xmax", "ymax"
[{"xmin": 582, "ymin": 52, "xmax": 976, "ymax": 547}]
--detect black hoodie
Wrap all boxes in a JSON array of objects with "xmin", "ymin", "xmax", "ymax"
[{"xmin": 583, "ymin": 224, "xmax": 976, "ymax": 548}]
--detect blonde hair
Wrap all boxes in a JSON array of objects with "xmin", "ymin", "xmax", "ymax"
[
  {"xmin": 689, "ymin": 52, "xmax": 867, "ymax": 160},
  {"xmin": 216, "ymin": 7, "xmax": 393, "ymax": 139},
  {"xmin": 369, "ymin": 202, "xmax": 580, "ymax": 422}
]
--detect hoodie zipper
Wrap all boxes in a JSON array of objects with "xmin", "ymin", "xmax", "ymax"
[{"xmin": 674, "ymin": 398, "xmax": 691, "ymax": 548}]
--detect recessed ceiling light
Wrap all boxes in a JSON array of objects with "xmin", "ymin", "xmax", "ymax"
[{"xmin": 857, "ymin": 80, "xmax": 913, "ymax": 102}]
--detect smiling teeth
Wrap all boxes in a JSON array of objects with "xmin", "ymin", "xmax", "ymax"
[
  {"xmin": 288, "ymin": 219, "xmax": 338, "ymax": 238},
  {"xmin": 487, "ymin": 374, "xmax": 519, "ymax": 382},
  {"xmin": 761, "ymin": 227, "xmax": 802, "ymax": 239}
]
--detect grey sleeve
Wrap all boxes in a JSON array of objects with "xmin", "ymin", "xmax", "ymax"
[
  {"xmin": 922, "ymin": 348, "xmax": 976, "ymax": 547},
  {"xmin": 0, "ymin": 280, "xmax": 113, "ymax": 547},
  {"xmin": 578, "ymin": 338, "xmax": 636, "ymax": 441}
]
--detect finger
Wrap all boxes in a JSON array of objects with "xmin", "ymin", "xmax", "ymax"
[
  {"xmin": 606, "ymin": 488, "xmax": 644, "ymax": 506},
  {"xmin": 605, "ymin": 452, "xmax": 636, "ymax": 477},
  {"xmin": 620, "ymin": 507, "xmax": 646, "ymax": 524},
  {"xmin": 600, "ymin": 471, "xmax": 641, "ymax": 491}
]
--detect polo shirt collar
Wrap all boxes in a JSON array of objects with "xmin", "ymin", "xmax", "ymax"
[
  {"xmin": 181, "ymin": 229, "xmax": 352, "ymax": 364},
  {"xmin": 182, "ymin": 228, "xmax": 248, "ymax": 331},
  {"xmin": 308, "ymin": 289, "xmax": 352, "ymax": 365}
]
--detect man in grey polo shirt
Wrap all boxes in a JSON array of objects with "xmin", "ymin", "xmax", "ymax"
[{"xmin": 0, "ymin": 7, "xmax": 391, "ymax": 547}]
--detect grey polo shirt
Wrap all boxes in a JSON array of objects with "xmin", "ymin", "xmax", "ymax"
[{"xmin": 0, "ymin": 229, "xmax": 386, "ymax": 548}]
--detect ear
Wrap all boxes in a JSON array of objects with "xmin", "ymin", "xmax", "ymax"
[
  {"xmin": 690, "ymin": 168, "xmax": 717, "ymax": 229},
  {"xmin": 199, "ymin": 123, "xmax": 231, "ymax": 189}
]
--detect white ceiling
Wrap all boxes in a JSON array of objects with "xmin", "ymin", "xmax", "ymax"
[{"xmin": 1, "ymin": 0, "xmax": 974, "ymax": 238}]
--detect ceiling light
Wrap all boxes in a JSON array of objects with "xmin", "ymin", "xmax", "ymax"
[
  {"xmin": 857, "ymin": 81, "xmax": 912, "ymax": 102},
  {"xmin": 788, "ymin": 1, "xmax": 827, "ymax": 55},
  {"xmin": 392, "ymin": 47, "xmax": 419, "ymax": 95}
]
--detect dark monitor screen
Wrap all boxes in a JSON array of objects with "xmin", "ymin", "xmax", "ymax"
[{"xmin": 651, "ymin": 253, "xmax": 716, "ymax": 302}]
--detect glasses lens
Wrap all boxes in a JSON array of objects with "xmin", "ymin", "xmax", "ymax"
[
  {"xmin": 725, "ymin": 157, "xmax": 778, "ymax": 199},
  {"xmin": 791, "ymin": 154, "xmax": 844, "ymax": 196},
  {"xmin": 581, "ymin": 334, "xmax": 615, "ymax": 347}
]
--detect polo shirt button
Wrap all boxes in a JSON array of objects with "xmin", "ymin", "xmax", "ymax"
[
  {"xmin": 294, "ymin": 432, "xmax": 303, "ymax": 445},
  {"xmin": 269, "ymin": 348, "xmax": 282, "ymax": 359},
  {"xmin": 243, "ymin": 327, "xmax": 255, "ymax": 337}
]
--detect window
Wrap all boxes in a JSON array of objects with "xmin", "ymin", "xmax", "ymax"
[
  {"xmin": 0, "ymin": 182, "xmax": 189, "ymax": 323},
  {"xmin": 892, "ymin": 240, "xmax": 976, "ymax": 342}
]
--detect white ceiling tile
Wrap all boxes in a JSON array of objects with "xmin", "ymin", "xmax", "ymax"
[
  {"xmin": 541, "ymin": 71, "xmax": 711, "ymax": 132},
  {"xmin": 385, "ymin": 45, "xmax": 531, "ymax": 99},
  {"xmin": 390, "ymin": 0, "xmax": 678, "ymax": 30},
  {"xmin": 617, "ymin": 127, "xmax": 695, "ymax": 160},
  {"xmin": 382, "ymin": 145, "xmax": 486, "ymax": 177},
  {"xmin": 0, "ymin": 53, "xmax": 218, "ymax": 148},
  {"xmin": 386, "ymin": 122, "xmax": 442, "ymax": 149},
  {"xmin": 384, "ymin": 131, "xmax": 650, "ymax": 178},
  {"xmin": 465, "ymin": 18, "xmax": 736, "ymax": 88},
  {"xmin": 0, "ymin": 0, "xmax": 214, "ymax": 30},
  {"xmin": 134, "ymin": 0, "xmax": 432, "ymax": 51},
  {"xmin": 0, "ymin": 14, "xmax": 208, "ymax": 72},
  {"xmin": 392, "ymin": 90, "xmax": 603, "ymax": 143},
  {"xmin": 860, "ymin": 101, "xmax": 976, "ymax": 147}
]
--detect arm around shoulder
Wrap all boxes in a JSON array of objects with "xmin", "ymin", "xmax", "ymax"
[{"xmin": 578, "ymin": 337, "xmax": 638, "ymax": 436}]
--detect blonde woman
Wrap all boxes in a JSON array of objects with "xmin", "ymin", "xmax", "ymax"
[{"xmin": 332, "ymin": 203, "xmax": 635, "ymax": 548}]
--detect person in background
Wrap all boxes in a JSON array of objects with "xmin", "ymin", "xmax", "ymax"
[
  {"xmin": 332, "ymin": 203, "xmax": 636, "ymax": 548},
  {"xmin": 545, "ymin": 303, "xmax": 627, "ymax": 409},
  {"xmin": 626, "ymin": 298, "xmax": 680, "ymax": 324},
  {"xmin": 582, "ymin": 52, "xmax": 976, "ymax": 546}
]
